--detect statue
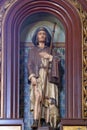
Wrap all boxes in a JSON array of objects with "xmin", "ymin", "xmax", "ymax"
[{"xmin": 28, "ymin": 26, "xmax": 61, "ymax": 129}]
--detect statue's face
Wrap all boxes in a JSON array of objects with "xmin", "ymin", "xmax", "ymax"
[{"xmin": 37, "ymin": 30, "xmax": 46, "ymax": 43}]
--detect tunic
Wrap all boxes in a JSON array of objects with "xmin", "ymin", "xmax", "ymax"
[{"xmin": 28, "ymin": 46, "xmax": 60, "ymax": 111}]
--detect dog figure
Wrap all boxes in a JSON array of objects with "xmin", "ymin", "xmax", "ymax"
[{"xmin": 49, "ymin": 104, "xmax": 60, "ymax": 128}]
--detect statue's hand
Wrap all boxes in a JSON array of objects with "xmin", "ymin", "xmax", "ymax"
[
  {"xmin": 31, "ymin": 76, "xmax": 37, "ymax": 87},
  {"xmin": 39, "ymin": 52, "xmax": 53, "ymax": 61}
]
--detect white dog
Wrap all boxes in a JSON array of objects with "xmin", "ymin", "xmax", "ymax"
[{"xmin": 49, "ymin": 104, "xmax": 60, "ymax": 128}]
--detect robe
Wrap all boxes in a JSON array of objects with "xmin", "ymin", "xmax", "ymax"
[{"xmin": 28, "ymin": 45, "xmax": 60, "ymax": 127}]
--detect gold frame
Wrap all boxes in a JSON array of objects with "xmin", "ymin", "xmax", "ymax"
[
  {"xmin": 63, "ymin": 126, "xmax": 87, "ymax": 130},
  {"xmin": 0, "ymin": 0, "xmax": 86, "ymax": 118}
]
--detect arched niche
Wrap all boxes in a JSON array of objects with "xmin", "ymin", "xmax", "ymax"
[
  {"xmin": 20, "ymin": 12, "xmax": 66, "ymax": 128},
  {"xmin": 1, "ymin": 0, "xmax": 82, "ymax": 121},
  {"xmin": 20, "ymin": 12, "xmax": 65, "ymax": 42}
]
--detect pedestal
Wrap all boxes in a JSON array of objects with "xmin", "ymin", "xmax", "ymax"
[
  {"xmin": 0, "ymin": 119, "xmax": 23, "ymax": 130},
  {"xmin": 38, "ymin": 127, "xmax": 53, "ymax": 130},
  {"xmin": 60, "ymin": 119, "xmax": 87, "ymax": 130}
]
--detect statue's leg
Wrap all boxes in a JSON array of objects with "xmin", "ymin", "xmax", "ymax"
[
  {"xmin": 34, "ymin": 86, "xmax": 41, "ymax": 119},
  {"xmin": 31, "ymin": 86, "xmax": 42, "ymax": 128}
]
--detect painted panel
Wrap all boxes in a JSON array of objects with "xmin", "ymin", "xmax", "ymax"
[{"xmin": 63, "ymin": 126, "xmax": 87, "ymax": 130}]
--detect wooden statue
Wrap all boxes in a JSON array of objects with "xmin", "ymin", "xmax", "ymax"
[{"xmin": 28, "ymin": 25, "xmax": 60, "ymax": 129}]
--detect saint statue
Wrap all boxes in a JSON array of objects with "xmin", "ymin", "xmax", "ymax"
[{"xmin": 28, "ymin": 26, "xmax": 61, "ymax": 129}]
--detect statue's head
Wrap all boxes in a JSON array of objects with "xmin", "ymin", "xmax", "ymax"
[{"xmin": 32, "ymin": 27, "xmax": 51, "ymax": 47}]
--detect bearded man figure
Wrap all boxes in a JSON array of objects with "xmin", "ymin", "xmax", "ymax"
[{"xmin": 28, "ymin": 26, "xmax": 60, "ymax": 128}]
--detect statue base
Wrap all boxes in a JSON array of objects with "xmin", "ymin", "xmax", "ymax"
[
  {"xmin": 38, "ymin": 127, "xmax": 53, "ymax": 130},
  {"xmin": 31, "ymin": 126, "xmax": 56, "ymax": 130},
  {"xmin": 31, "ymin": 126, "xmax": 59, "ymax": 130},
  {"xmin": 38, "ymin": 126, "xmax": 59, "ymax": 130}
]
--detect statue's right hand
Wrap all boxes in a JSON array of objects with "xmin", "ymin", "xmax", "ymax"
[{"xmin": 31, "ymin": 76, "xmax": 37, "ymax": 87}]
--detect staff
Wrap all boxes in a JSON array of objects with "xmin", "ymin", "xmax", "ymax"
[
  {"xmin": 42, "ymin": 23, "xmax": 57, "ymax": 103},
  {"xmin": 39, "ymin": 23, "xmax": 57, "ymax": 126}
]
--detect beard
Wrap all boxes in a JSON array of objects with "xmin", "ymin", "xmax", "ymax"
[{"xmin": 38, "ymin": 38, "xmax": 46, "ymax": 43}]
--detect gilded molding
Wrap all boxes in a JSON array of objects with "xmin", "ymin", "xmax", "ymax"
[
  {"xmin": 63, "ymin": 126, "xmax": 87, "ymax": 130},
  {"xmin": 68, "ymin": 0, "xmax": 87, "ymax": 118}
]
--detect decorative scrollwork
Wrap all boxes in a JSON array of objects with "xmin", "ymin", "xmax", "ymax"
[
  {"xmin": 68, "ymin": 0, "xmax": 87, "ymax": 118},
  {"xmin": 83, "ymin": 16, "xmax": 87, "ymax": 116}
]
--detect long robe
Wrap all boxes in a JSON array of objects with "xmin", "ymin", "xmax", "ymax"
[{"xmin": 28, "ymin": 46, "xmax": 60, "ymax": 126}]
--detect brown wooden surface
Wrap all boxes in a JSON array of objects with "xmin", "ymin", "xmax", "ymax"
[
  {"xmin": 0, "ymin": 119, "xmax": 24, "ymax": 130},
  {"xmin": 60, "ymin": 119, "xmax": 87, "ymax": 130},
  {"xmin": 61, "ymin": 119, "xmax": 87, "ymax": 125}
]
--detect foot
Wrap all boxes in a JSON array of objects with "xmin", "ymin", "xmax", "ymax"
[
  {"xmin": 40, "ymin": 118, "xmax": 46, "ymax": 127},
  {"xmin": 42, "ymin": 122, "xmax": 50, "ymax": 127},
  {"xmin": 46, "ymin": 122, "xmax": 50, "ymax": 127}
]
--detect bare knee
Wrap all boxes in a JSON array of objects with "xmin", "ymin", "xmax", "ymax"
[{"xmin": 35, "ymin": 92, "xmax": 41, "ymax": 102}]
